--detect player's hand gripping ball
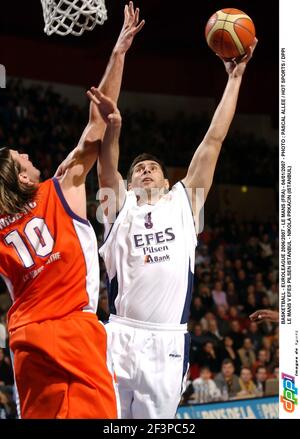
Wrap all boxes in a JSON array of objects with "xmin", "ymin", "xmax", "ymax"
[{"xmin": 205, "ymin": 8, "xmax": 256, "ymax": 60}]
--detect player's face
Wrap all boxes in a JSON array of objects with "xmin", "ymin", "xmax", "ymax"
[
  {"xmin": 10, "ymin": 150, "xmax": 40, "ymax": 185},
  {"xmin": 130, "ymin": 160, "xmax": 169, "ymax": 191}
]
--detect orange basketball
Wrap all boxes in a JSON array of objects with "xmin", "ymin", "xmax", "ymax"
[{"xmin": 205, "ymin": 8, "xmax": 256, "ymax": 59}]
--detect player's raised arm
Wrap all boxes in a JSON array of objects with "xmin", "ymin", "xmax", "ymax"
[
  {"xmin": 55, "ymin": 2, "xmax": 144, "ymax": 194},
  {"xmin": 88, "ymin": 89, "xmax": 125, "ymax": 218},
  {"xmin": 90, "ymin": 1, "xmax": 144, "ymax": 136},
  {"xmin": 182, "ymin": 39, "xmax": 257, "ymax": 218}
]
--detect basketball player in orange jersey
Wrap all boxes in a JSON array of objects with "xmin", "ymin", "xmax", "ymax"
[
  {"xmin": 87, "ymin": 39, "xmax": 258, "ymax": 418},
  {"xmin": 0, "ymin": 2, "xmax": 144, "ymax": 419}
]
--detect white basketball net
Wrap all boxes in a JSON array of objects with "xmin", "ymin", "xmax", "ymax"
[{"xmin": 41, "ymin": 0, "xmax": 107, "ymax": 36}]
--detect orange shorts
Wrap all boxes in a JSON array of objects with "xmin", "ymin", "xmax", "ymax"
[{"xmin": 10, "ymin": 312, "xmax": 118, "ymax": 419}]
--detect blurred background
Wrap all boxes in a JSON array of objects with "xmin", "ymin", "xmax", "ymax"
[{"xmin": 0, "ymin": 0, "xmax": 279, "ymax": 419}]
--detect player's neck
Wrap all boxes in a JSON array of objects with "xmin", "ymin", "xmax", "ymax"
[
  {"xmin": 135, "ymin": 187, "xmax": 166, "ymax": 206},
  {"xmin": 137, "ymin": 197, "xmax": 160, "ymax": 207}
]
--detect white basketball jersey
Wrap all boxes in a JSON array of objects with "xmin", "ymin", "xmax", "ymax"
[{"xmin": 99, "ymin": 182, "xmax": 197, "ymax": 325}]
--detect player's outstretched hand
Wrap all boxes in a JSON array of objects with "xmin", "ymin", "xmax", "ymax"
[
  {"xmin": 87, "ymin": 88, "xmax": 122, "ymax": 126},
  {"xmin": 249, "ymin": 309, "xmax": 279, "ymax": 323},
  {"xmin": 114, "ymin": 1, "xmax": 145, "ymax": 54},
  {"xmin": 220, "ymin": 37, "xmax": 258, "ymax": 77}
]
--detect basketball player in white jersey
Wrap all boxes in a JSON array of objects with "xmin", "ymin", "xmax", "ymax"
[
  {"xmin": 89, "ymin": 38, "xmax": 257, "ymax": 419},
  {"xmin": 2, "ymin": 2, "xmax": 144, "ymax": 419}
]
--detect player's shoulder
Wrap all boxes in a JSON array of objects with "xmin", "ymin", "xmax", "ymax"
[
  {"xmin": 169, "ymin": 180, "xmax": 189, "ymax": 201},
  {"xmin": 36, "ymin": 178, "xmax": 59, "ymax": 200},
  {"xmin": 38, "ymin": 178, "xmax": 54, "ymax": 191}
]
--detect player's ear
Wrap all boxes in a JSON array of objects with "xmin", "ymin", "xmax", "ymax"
[
  {"xmin": 128, "ymin": 182, "xmax": 132, "ymax": 190},
  {"xmin": 164, "ymin": 179, "xmax": 169, "ymax": 191},
  {"xmin": 18, "ymin": 172, "xmax": 34, "ymax": 187}
]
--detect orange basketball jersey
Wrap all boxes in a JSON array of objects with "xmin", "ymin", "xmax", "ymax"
[{"xmin": 0, "ymin": 178, "xmax": 100, "ymax": 332}]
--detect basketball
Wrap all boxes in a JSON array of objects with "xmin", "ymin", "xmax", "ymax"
[{"xmin": 205, "ymin": 8, "xmax": 256, "ymax": 59}]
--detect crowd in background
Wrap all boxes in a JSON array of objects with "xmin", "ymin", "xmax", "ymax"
[
  {"xmin": 0, "ymin": 79, "xmax": 277, "ymax": 188},
  {"xmin": 0, "ymin": 80, "xmax": 278, "ymax": 417}
]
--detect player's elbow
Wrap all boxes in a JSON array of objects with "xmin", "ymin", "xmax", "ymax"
[
  {"xmin": 99, "ymin": 172, "xmax": 121, "ymax": 190},
  {"xmin": 205, "ymin": 131, "xmax": 225, "ymax": 147}
]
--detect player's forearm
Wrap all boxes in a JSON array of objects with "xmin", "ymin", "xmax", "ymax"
[
  {"xmin": 204, "ymin": 74, "xmax": 242, "ymax": 145},
  {"xmin": 183, "ymin": 75, "xmax": 242, "ymax": 196},
  {"xmin": 97, "ymin": 121, "xmax": 125, "ymax": 216},
  {"xmin": 98, "ymin": 122, "xmax": 122, "ymax": 186},
  {"xmin": 66, "ymin": 122, "xmax": 99, "ymax": 171},
  {"xmin": 89, "ymin": 51, "xmax": 125, "ymax": 131},
  {"xmin": 97, "ymin": 50, "xmax": 125, "ymax": 102}
]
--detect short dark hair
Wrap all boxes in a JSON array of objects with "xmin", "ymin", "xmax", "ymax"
[
  {"xmin": 127, "ymin": 153, "xmax": 168, "ymax": 184},
  {"xmin": 256, "ymin": 366, "xmax": 267, "ymax": 373},
  {"xmin": 240, "ymin": 367, "xmax": 252, "ymax": 373},
  {"xmin": 222, "ymin": 359, "xmax": 234, "ymax": 367},
  {"xmin": 0, "ymin": 147, "xmax": 37, "ymax": 215}
]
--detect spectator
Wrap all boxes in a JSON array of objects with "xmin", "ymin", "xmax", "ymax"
[
  {"xmin": 0, "ymin": 389, "xmax": 17, "ymax": 419},
  {"xmin": 215, "ymin": 305, "xmax": 230, "ymax": 336},
  {"xmin": 198, "ymin": 286, "xmax": 214, "ymax": 311},
  {"xmin": 245, "ymin": 321, "xmax": 263, "ymax": 351},
  {"xmin": 227, "ymin": 306, "xmax": 248, "ymax": 331},
  {"xmin": 252, "ymin": 349, "xmax": 270, "ymax": 375},
  {"xmin": 255, "ymin": 366, "xmax": 268, "ymax": 396},
  {"xmin": 191, "ymin": 367, "xmax": 221, "ymax": 403},
  {"xmin": 190, "ymin": 323, "xmax": 206, "ymax": 366},
  {"xmin": 228, "ymin": 320, "xmax": 244, "ymax": 350},
  {"xmin": 200, "ymin": 311, "xmax": 217, "ymax": 332},
  {"xmin": 259, "ymin": 234, "xmax": 273, "ymax": 270},
  {"xmin": 199, "ymin": 341, "xmax": 220, "ymax": 374},
  {"xmin": 235, "ymin": 269, "xmax": 249, "ymax": 302},
  {"xmin": 212, "ymin": 281, "xmax": 228, "ymax": 309},
  {"xmin": 238, "ymin": 337, "xmax": 256, "ymax": 369},
  {"xmin": 214, "ymin": 359, "xmax": 241, "ymax": 400},
  {"xmin": 265, "ymin": 366, "xmax": 279, "ymax": 396},
  {"xmin": 190, "ymin": 296, "xmax": 205, "ymax": 322},
  {"xmin": 206, "ymin": 319, "xmax": 223, "ymax": 346},
  {"xmin": 236, "ymin": 367, "xmax": 258, "ymax": 399},
  {"xmin": 244, "ymin": 292, "xmax": 258, "ymax": 316},
  {"xmin": 245, "ymin": 260, "xmax": 256, "ymax": 283},
  {"xmin": 268, "ymin": 347, "xmax": 279, "ymax": 373},
  {"xmin": 219, "ymin": 336, "xmax": 241, "ymax": 374},
  {"xmin": 226, "ymin": 281, "xmax": 240, "ymax": 308},
  {"xmin": 265, "ymin": 284, "xmax": 279, "ymax": 308}
]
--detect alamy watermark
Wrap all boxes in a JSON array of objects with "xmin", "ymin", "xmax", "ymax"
[
  {"xmin": 95, "ymin": 180, "xmax": 205, "ymax": 234},
  {"xmin": 0, "ymin": 64, "xmax": 6, "ymax": 88}
]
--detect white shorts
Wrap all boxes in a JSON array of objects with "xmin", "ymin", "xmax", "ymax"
[{"xmin": 106, "ymin": 315, "xmax": 190, "ymax": 419}]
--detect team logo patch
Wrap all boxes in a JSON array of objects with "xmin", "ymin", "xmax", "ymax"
[{"xmin": 144, "ymin": 212, "xmax": 153, "ymax": 229}]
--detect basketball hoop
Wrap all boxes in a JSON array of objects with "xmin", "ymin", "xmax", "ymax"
[{"xmin": 40, "ymin": 0, "xmax": 107, "ymax": 36}]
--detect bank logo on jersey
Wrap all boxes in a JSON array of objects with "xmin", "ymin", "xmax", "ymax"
[
  {"xmin": 144, "ymin": 254, "xmax": 170, "ymax": 264},
  {"xmin": 144, "ymin": 212, "xmax": 153, "ymax": 229}
]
